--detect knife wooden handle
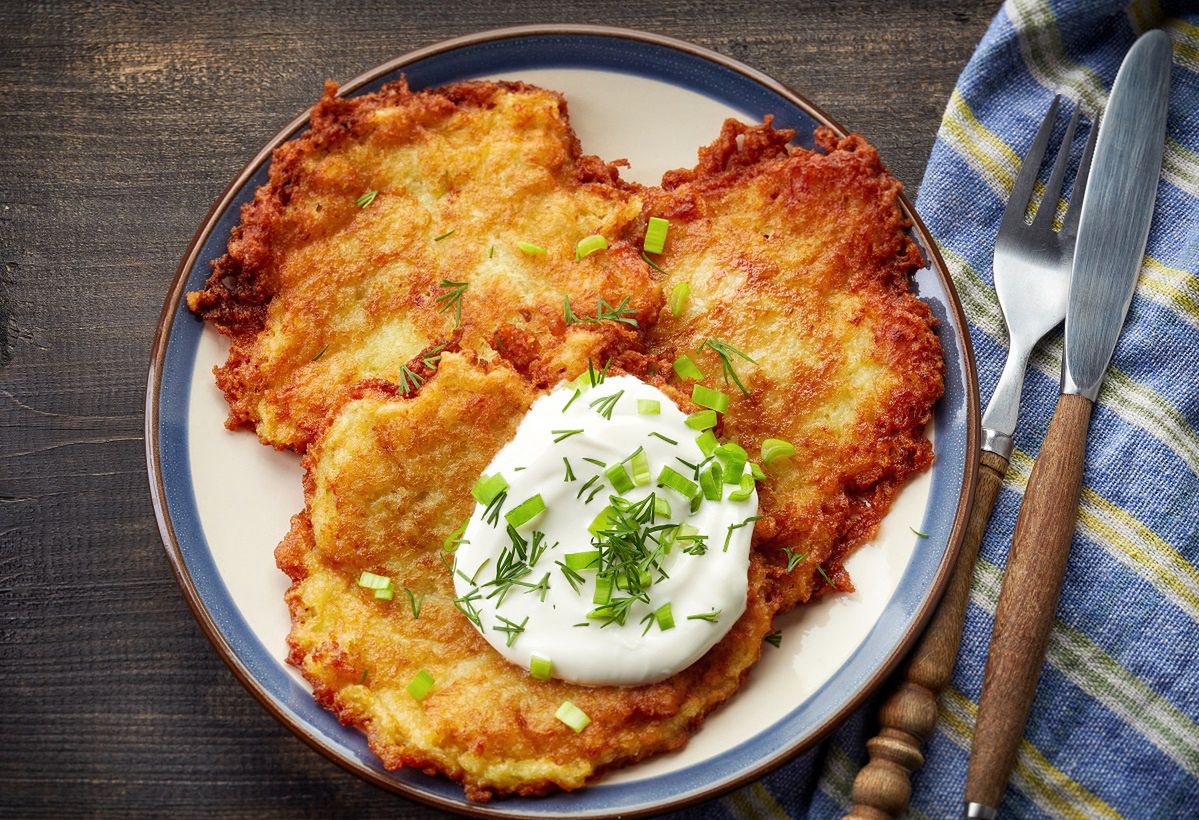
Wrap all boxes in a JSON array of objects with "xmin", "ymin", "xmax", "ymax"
[
  {"xmin": 845, "ymin": 449, "xmax": 1009, "ymax": 820},
  {"xmin": 965, "ymin": 392, "xmax": 1094, "ymax": 812}
]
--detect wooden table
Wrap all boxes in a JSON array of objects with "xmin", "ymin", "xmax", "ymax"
[{"xmin": 0, "ymin": 1, "xmax": 996, "ymax": 815}]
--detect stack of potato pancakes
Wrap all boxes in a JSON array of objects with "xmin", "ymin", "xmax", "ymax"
[{"xmin": 188, "ymin": 79, "xmax": 942, "ymax": 801}]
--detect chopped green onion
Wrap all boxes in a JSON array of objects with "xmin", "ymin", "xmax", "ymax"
[
  {"xmin": 691, "ymin": 384, "xmax": 730, "ymax": 413},
  {"xmin": 687, "ymin": 610, "xmax": 721, "ymax": 623},
  {"xmin": 505, "ymin": 494, "xmax": 546, "ymax": 528},
  {"xmin": 592, "ymin": 574, "xmax": 613, "ymax": 605},
  {"xmin": 672, "ymin": 354, "xmax": 703, "ymax": 381},
  {"xmin": 729, "ymin": 473, "xmax": 755, "ymax": 502},
  {"xmin": 356, "ymin": 571, "xmax": 391, "ymax": 590},
  {"xmin": 699, "ymin": 464, "xmax": 724, "ymax": 501},
  {"xmin": 604, "ymin": 463, "xmax": 635, "ymax": 494},
  {"xmin": 654, "ymin": 496, "xmax": 672, "ymax": 519},
  {"xmin": 433, "ymin": 229, "xmax": 454, "ymax": 242},
  {"xmin": 355, "ymin": 189, "xmax": 377, "ymax": 208},
  {"xmin": 655, "ymin": 602, "xmax": 675, "ymax": 631},
  {"xmin": 564, "ymin": 551, "xmax": 600, "ymax": 571},
  {"xmin": 643, "ymin": 217, "xmax": 669, "ymax": 253},
  {"xmin": 761, "ymin": 438, "xmax": 797, "ymax": 465},
  {"xmin": 373, "ymin": 588, "xmax": 394, "ymax": 600},
  {"xmin": 575, "ymin": 234, "xmax": 608, "ymax": 260},
  {"xmin": 764, "ymin": 630, "xmax": 782, "ymax": 648},
  {"xmin": 689, "ymin": 492, "xmax": 703, "ymax": 514},
  {"xmin": 911, "ymin": 527, "xmax": 930, "ymax": 538},
  {"xmin": 695, "ymin": 430, "xmax": 719, "ymax": 457},
  {"xmin": 750, "ymin": 462, "xmax": 767, "ymax": 481},
  {"xmin": 518, "ymin": 241, "xmax": 546, "ymax": 255},
  {"xmin": 555, "ymin": 700, "xmax": 591, "ymax": 732},
  {"xmin": 629, "ymin": 448, "xmax": 651, "ymax": 487},
  {"xmin": 668, "ymin": 282, "xmax": 690, "ymax": 316},
  {"xmin": 685, "ymin": 409, "xmax": 717, "ymax": 430},
  {"xmin": 715, "ymin": 442, "xmax": 747, "ymax": 484},
  {"xmin": 471, "ymin": 473, "xmax": 508, "ymax": 505},
  {"xmin": 406, "ymin": 669, "xmax": 435, "ymax": 701},
  {"xmin": 817, "ymin": 565, "xmax": 834, "ymax": 586},
  {"xmin": 552, "ymin": 428, "xmax": 583, "ymax": 443},
  {"xmin": 562, "ymin": 388, "xmax": 582, "ymax": 412},
  {"xmin": 588, "ymin": 506, "xmax": 613, "ymax": 536},
  {"xmin": 563, "ymin": 457, "xmax": 576, "ymax": 482},
  {"xmin": 648, "ymin": 431, "xmax": 678, "ymax": 445},
  {"xmin": 637, "ymin": 399, "xmax": 661, "ymax": 415},
  {"xmin": 656, "ymin": 465, "xmax": 699, "ymax": 500},
  {"xmin": 530, "ymin": 654, "xmax": 553, "ymax": 681}
]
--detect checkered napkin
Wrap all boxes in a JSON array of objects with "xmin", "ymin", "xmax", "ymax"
[{"xmin": 673, "ymin": 2, "xmax": 1199, "ymax": 817}]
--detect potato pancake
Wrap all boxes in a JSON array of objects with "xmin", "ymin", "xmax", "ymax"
[
  {"xmin": 642, "ymin": 120, "xmax": 943, "ymax": 612},
  {"xmin": 188, "ymin": 79, "xmax": 657, "ymax": 451},
  {"xmin": 277, "ymin": 353, "xmax": 778, "ymax": 801},
  {"xmin": 191, "ymin": 76, "xmax": 944, "ymax": 801}
]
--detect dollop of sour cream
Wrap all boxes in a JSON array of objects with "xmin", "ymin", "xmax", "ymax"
[{"xmin": 452, "ymin": 374, "xmax": 758, "ymax": 686}]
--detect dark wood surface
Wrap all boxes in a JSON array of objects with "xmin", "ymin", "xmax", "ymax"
[{"xmin": 0, "ymin": 2, "xmax": 996, "ymax": 816}]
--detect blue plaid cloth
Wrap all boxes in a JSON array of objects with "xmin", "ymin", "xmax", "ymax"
[{"xmin": 672, "ymin": 1, "xmax": 1199, "ymax": 817}]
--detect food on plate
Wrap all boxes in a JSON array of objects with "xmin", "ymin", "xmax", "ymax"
[
  {"xmin": 187, "ymin": 79, "xmax": 657, "ymax": 452},
  {"xmin": 191, "ymin": 76, "xmax": 944, "ymax": 801},
  {"xmin": 451, "ymin": 373, "xmax": 760, "ymax": 687},
  {"xmin": 276, "ymin": 353, "xmax": 778, "ymax": 801},
  {"xmin": 642, "ymin": 119, "xmax": 943, "ymax": 612}
]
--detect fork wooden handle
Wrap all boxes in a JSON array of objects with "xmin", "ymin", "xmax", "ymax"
[
  {"xmin": 846, "ymin": 449, "xmax": 1009, "ymax": 819},
  {"xmin": 965, "ymin": 393, "xmax": 1093, "ymax": 814}
]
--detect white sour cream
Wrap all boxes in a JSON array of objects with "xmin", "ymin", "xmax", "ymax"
[{"xmin": 451, "ymin": 375, "xmax": 758, "ymax": 686}]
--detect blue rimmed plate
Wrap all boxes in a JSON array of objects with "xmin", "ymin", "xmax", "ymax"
[{"xmin": 146, "ymin": 25, "xmax": 978, "ymax": 818}]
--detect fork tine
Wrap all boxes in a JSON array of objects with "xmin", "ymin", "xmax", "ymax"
[
  {"xmin": 999, "ymin": 95, "xmax": 1060, "ymax": 233},
  {"xmin": 1031, "ymin": 105, "xmax": 1080, "ymax": 231},
  {"xmin": 1060, "ymin": 113, "xmax": 1099, "ymax": 239}
]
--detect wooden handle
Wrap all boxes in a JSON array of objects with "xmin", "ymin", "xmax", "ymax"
[
  {"xmin": 846, "ymin": 449, "xmax": 1009, "ymax": 819},
  {"xmin": 965, "ymin": 393, "xmax": 1094, "ymax": 811}
]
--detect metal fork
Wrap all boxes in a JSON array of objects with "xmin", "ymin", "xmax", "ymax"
[
  {"xmin": 983, "ymin": 95, "xmax": 1097, "ymax": 459},
  {"xmin": 847, "ymin": 96, "xmax": 1097, "ymax": 820}
]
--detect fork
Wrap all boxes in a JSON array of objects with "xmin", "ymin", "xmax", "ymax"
[{"xmin": 847, "ymin": 96, "xmax": 1096, "ymax": 820}]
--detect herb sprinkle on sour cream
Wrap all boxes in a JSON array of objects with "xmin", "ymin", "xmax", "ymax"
[{"xmin": 450, "ymin": 370, "xmax": 759, "ymax": 686}]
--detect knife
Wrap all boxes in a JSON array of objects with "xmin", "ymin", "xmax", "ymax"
[{"xmin": 963, "ymin": 29, "xmax": 1172, "ymax": 819}]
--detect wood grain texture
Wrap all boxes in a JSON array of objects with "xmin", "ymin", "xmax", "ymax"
[
  {"xmin": 965, "ymin": 393, "xmax": 1095, "ymax": 811},
  {"xmin": 847, "ymin": 450, "xmax": 1008, "ymax": 819},
  {"xmin": 0, "ymin": 1, "xmax": 996, "ymax": 815}
]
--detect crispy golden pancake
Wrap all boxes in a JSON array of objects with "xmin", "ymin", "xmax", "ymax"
[
  {"xmin": 192, "ymin": 76, "xmax": 945, "ymax": 800},
  {"xmin": 188, "ymin": 79, "xmax": 657, "ymax": 451},
  {"xmin": 276, "ymin": 353, "xmax": 777, "ymax": 800},
  {"xmin": 642, "ymin": 120, "xmax": 943, "ymax": 611}
]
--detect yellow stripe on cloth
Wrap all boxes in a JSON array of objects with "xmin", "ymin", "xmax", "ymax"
[
  {"xmin": 937, "ymin": 688, "xmax": 1121, "ymax": 819},
  {"xmin": 1006, "ymin": 449, "xmax": 1199, "ymax": 623},
  {"xmin": 723, "ymin": 779, "xmax": 791, "ymax": 820},
  {"xmin": 1124, "ymin": 0, "xmax": 1162, "ymax": 36},
  {"xmin": 817, "ymin": 742, "xmax": 934, "ymax": 820},
  {"xmin": 970, "ymin": 556, "xmax": 1199, "ymax": 779},
  {"xmin": 1005, "ymin": 0, "xmax": 1199, "ymax": 198},
  {"xmin": 1166, "ymin": 19, "xmax": 1199, "ymax": 74},
  {"xmin": 940, "ymin": 89, "xmax": 1199, "ymax": 331},
  {"xmin": 942, "ymin": 244, "xmax": 1199, "ymax": 478}
]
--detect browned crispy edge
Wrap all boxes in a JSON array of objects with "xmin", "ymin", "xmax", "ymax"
[{"xmin": 185, "ymin": 77, "xmax": 639, "ymax": 449}]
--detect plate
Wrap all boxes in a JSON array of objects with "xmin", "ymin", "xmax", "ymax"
[{"xmin": 147, "ymin": 25, "xmax": 979, "ymax": 818}]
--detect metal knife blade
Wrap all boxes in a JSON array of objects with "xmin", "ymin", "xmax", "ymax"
[{"xmin": 1062, "ymin": 29, "xmax": 1172, "ymax": 400}]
